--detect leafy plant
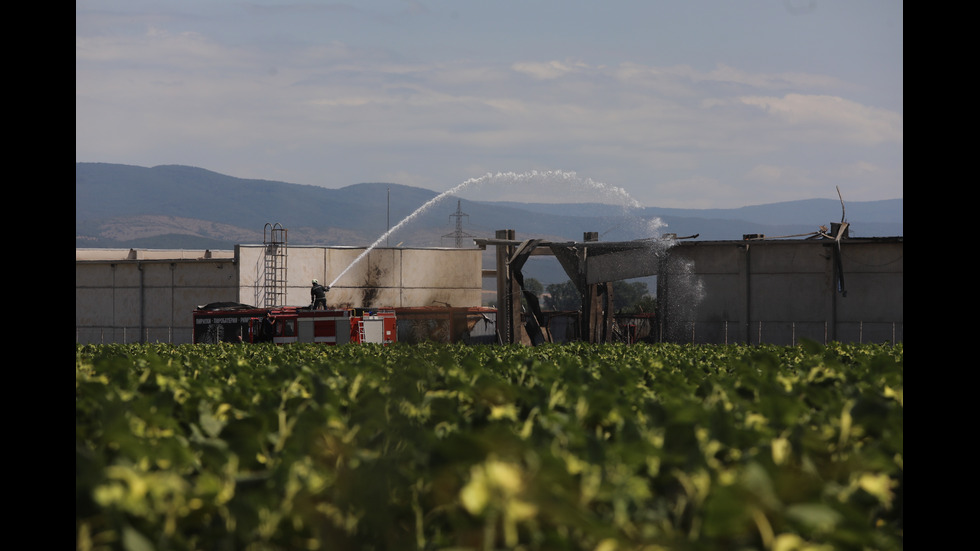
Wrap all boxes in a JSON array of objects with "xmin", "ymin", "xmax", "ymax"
[{"xmin": 77, "ymin": 341, "xmax": 903, "ymax": 550}]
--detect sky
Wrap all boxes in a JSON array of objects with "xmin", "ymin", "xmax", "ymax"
[{"xmin": 76, "ymin": 1, "xmax": 902, "ymax": 209}]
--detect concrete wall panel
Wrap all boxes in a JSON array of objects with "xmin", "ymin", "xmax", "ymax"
[
  {"xmin": 289, "ymin": 247, "xmax": 329, "ymax": 288},
  {"xmin": 76, "ymin": 289, "xmax": 114, "ymax": 325},
  {"xmin": 749, "ymin": 273, "xmax": 827, "ymax": 320},
  {"xmin": 679, "ymin": 243, "xmax": 741, "ymax": 274},
  {"xmin": 174, "ymin": 262, "xmax": 238, "ymax": 286},
  {"xmin": 236, "ymin": 246, "xmax": 263, "ymax": 288},
  {"xmin": 76, "ymin": 263, "xmax": 115, "ymax": 287},
  {"xmin": 325, "ymin": 248, "xmax": 369, "ymax": 287},
  {"xmin": 400, "ymin": 288, "xmax": 482, "ymax": 309},
  {"xmin": 361, "ymin": 287, "xmax": 402, "ymax": 308},
  {"xmin": 366, "ymin": 249, "xmax": 400, "ymax": 288},
  {"xmin": 110, "ymin": 288, "xmax": 141, "ymax": 327},
  {"xmin": 748, "ymin": 242, "xmax": 831, "ymax": 273},
  {"xmin": 656, "ymin": 238, "xmax": 903, "ymax": 344},
  {"xmin": 143, "ymin": 287, "xmax": 175, "ymax": 328},
  {"xmin": 401, "ymin": 249, "xmax": 482, "ymax": 288},
  {"xmin": 835, "ymin": 273, "xmax": 903, "ymax": 322},
  {"xmin": 693, "ymin": 273, "xmax": 742, "ymax": 322},
  {"xmin": 840, "ymin": 242, "xmax": 903, "ymax": 273},
  {"xmin": 106, "ymin": 264, "xmax": 141, "ymax": 286},
  {"xmin": 141, "ymin": 264, "xmax": 174, "ymax": 286}
]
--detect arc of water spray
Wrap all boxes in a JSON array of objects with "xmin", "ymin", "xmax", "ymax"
[{"xmin": 328, "ymin": 170, "xmax": 646, "ymax": 288}]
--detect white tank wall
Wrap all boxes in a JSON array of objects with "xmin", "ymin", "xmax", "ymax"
[{"xmin": 237, "ymin": 245, "xmax": 482, "ymax": 309}]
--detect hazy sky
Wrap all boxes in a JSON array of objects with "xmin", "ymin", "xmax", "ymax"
[{"xmin": 76, "ymin": 1, "xmax": 902, "ymax": 208}]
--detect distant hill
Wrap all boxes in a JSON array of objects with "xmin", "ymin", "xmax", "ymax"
[{"xmin": 76, "ymin": 163, "xmax": 902, "ymax": 283}]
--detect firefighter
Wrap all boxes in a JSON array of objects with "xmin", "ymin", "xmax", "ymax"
[
  {"xmin": 311, "ymin": 279, "xmax": 329, "ymax": 310},
  {"xmin": 260, "ymin": 314, "xmax": 277, "ymax": 342}
]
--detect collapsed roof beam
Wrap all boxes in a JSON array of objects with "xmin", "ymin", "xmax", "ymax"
[{"xmin": 475, "ymin": 236, "xmax": 672, "ymax": 286}]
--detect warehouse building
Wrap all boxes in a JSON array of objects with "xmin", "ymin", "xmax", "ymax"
[
  {"xmin": 76, "ymin": 229, "xmax": 902, "ymax": 346},
  {"xmin": 482, "ymin": 231, "xmax": 903, "ymax": 346}
]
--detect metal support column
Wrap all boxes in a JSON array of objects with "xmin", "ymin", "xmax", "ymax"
[
  {"xmin": 495, "ymin": 229, "xmax": 517, "ymax": 343},
  {"xmin": 580, "ymin": 232, "xmax": 613, "ymax": 343}
]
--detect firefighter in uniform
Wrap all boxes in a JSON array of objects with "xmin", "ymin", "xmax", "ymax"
[{"xmin": 311, "ymin": 279, "xmax": 329, "ymax": 310}]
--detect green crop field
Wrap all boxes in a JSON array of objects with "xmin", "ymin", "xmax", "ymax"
[{"xmin": 76, "ymin": 341, "xmax": 902, "ymax": 551}]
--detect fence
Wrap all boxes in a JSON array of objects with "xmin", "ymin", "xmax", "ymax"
[
  {"xmin": 77, "ymin": 319, "xmax": 903, "ymax": 346},
  {"xmin": 76, "ymin": 326, "xmax": 192, "ymax": 345},
  {"xmin": 660, "ymin": 320, "xmax": 903, "ymax": 345}
]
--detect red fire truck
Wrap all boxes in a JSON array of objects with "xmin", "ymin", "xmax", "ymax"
[{"xmin": 193, "ymin": 302, "xmax": 397, "ymax": 345}]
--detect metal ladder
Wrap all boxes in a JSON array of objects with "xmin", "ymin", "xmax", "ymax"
[{"xmin": 263, "ymin": 223, "xmax": 288, "ymax": 307}]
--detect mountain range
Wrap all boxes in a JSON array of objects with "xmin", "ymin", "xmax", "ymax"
[{"xmin": 76, "ymin": 163, "xmax": 903, "ymax": 284}]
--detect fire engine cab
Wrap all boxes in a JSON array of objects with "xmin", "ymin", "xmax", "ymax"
[{"xmin": 193, "ymin": 302, "xmax": 397, "ymax": 345}]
